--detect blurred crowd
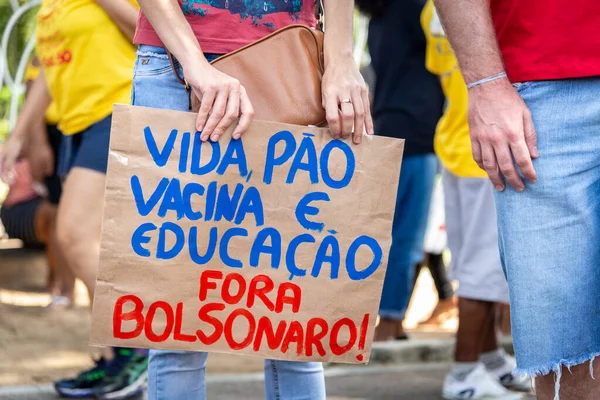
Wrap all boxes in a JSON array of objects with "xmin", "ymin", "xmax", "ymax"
[{"xmin": 0, "ymin": 0, "xmax": 531, "ymax": 399}]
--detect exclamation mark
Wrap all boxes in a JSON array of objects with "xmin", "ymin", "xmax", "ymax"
[{"xmin": 356, "ymin": 313, "xmax": 369, "ymax": 362}]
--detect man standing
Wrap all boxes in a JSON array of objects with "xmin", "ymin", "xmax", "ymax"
[
  {"xmin": 433, "ymin": 0, "xmax": 600, "ymax": 398},
  {"xmin": 421, "ymin": 2, "xmax": 529, "ymax": 398}
]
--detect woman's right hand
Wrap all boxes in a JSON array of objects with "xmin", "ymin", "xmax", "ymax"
[
  {"xmin": 0, "ymin": 134, "xmax": 23, "ymax": 184},
  {"xmin": 183, "ymin": 63, "xmax": 254, "ymax": 142}
]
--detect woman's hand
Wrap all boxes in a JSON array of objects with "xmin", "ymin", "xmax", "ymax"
[
  {"xmin": 322, "ymin": 56, "xmax": 374, "ymax": 144},
  {"xmin": 137, "ymin": 0, "xmax": 254, "ymax": 140},
  {"xmin": 183, "ymin": 62, "xmax": 254, "ymax": 142},
  {"xmin": 0, "ymin": 134, "xmax": 24, "ymax": 184}
]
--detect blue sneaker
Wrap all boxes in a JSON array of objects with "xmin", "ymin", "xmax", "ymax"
[
  {"xmin": 54, "ymin": 358, "xmax": 108, "ymax": 398},
  {"xmin": 95, "ymin": 351, "xmax": 148, "ymax": 400}
]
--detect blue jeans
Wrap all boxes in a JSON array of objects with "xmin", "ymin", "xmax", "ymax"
[
  {"xmin": 496, "ymin": 77, "xmax": 600, "ymax": 378},
  {"xmin": 133, "ymin": 44, "xmax": 326, "ymax": 400},
  {"xmin": 379, "ymin": 154, "xmax": 437, "ymax": 320}
]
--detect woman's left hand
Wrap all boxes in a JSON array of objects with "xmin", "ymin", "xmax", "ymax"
[{"xmin": 321, "ymin": 56, "xmax": 374, "ymax": 144}]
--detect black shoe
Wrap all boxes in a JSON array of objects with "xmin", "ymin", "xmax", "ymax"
[
  {"xmin": 95, "ymin": 351, "xmax": 148, "ymax": 400},
  {"xmin": 54, "ymin": 358, "xmax": 109, "ymax": 398}
]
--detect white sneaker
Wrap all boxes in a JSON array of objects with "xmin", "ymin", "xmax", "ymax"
[
  {"xmin": 442, "ymin": 364, "xmax": 524, "ymax": 400},
  {"xmin": 487, "ymin": 354, "xmax": 533, "ymax": 392}
]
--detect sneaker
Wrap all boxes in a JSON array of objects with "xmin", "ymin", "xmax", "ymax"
[
  {"xmin": 54, "ymin": 358, "xmax": 108, "ymax": 398},
  {"xmin": 95, "ymin": 352, "xmax": 149, "ymax": 400},
  {"xmin": 488, "ymin": 354, "xmax": 532, "ymax": 392},
  {"xmin": 442, "ymin": 364, "xmax": 524, "ymax": 400}
]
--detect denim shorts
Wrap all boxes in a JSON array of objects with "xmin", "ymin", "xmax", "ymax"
[
  {"xmin": 495, "ymin": 77, "xmax": 600, "ymax": 379},
  {"xmin": 133, "ymin": 44, "xmax": 326, "ymax": 400},
  {"xmin": 58, "ymin": 114, "xmax": 112, "ymax": 177},
  {"xmin": 132, "ymin": 46, "xmax": 220, "ymax": 111}
]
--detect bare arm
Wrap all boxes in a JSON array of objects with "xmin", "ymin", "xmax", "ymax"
[
  {"xmin": 433, "ymin": 0, "xmax": 504, "ymax": 83},
  {"xmin": 136, "ymin": 0, "xmax": 204, "ymax": 68},
  {"xmin": 25, "ymin": 119, "xmax": 54, "ymax": 183},
  {"xmin": 434, "ymin": 0, "xmax": 538, "ymax": 192},
  {"xmin": 321, "ymin": 0, "xmax": 374, "ymax": 143},
  {"xmin": 0, "ymin": 71, "xmax": 51, "ymax": 183},
  {"xmin": 13, "ymin": 71, "xmax": 52, "ymax": 142},
  {"xmin": 96, "ymin": 0, "xmax": 139, "ymax": 42},
  {"xmin": 137, "ymin": 0, "xmax": 253, "ymax": 140}
]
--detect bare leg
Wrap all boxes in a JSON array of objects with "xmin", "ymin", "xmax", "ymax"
[
  {"xmin": 479, "ymin": 302, "xmax": 498, "ymax": 354},
  {"xmin": 34, "ymin": 201, "xmax": 57, "ymax": 290},
  {"xmin": 427, "ymin": 252, "xmax": 455, "ymax": 301},
  {"xmin": 498, "ymin": 303, "xmax": 512, "ymax": 336},
  {"xmin": 51, "ymin": 232, "xmax": 76, "ymax": 300},
  {"xmin": 374, "ymin": 318, "xmax": 398, "ymax": 341},
  {"xmin": 34, "ymin": 201, "xmax": 75, "ymax": 299},
  {"xmin": 56, "ymin": 168, "xmax": 106, "ymax": 305},
  {"xmin": 536, "ymin": 358, "xmax": 600, "ymax": 400},
  {"xmin": 455, "ymin": 298, "xmax": 495, "ymax": 362},
  {"xmin": 418, "ymin": 254, "xmax": 457, "ymax": 327}
]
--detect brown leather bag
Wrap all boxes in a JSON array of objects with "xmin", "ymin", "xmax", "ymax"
[{"xmin": 168, "ymin": 24, "xmax": 326, "ymax": 127}]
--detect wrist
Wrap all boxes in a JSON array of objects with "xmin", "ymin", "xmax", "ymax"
[
  {"xmin": 466, "ymin": 72, "xmax": 507, "ymax": 90},
  {"xmin": 324, "ymin": 48, "xmax": 353, "ymax": 68},
  {"xmin": 178, "ymin": 48, "xmax": 210, "ymax": 72},
  {"xmin": 468, "ymin": 74, "xmax": 512, "ymax": 94}
]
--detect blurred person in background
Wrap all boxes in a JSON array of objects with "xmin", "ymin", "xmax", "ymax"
[
  {"xmin": 421, "ymin": 2, "xmax": 530, "ymax": 398},
  {"xmin": 414, "ymin": 252, "xmax": 456, "ymax": 327},
  {"xmin": 0, "ymin": 0, "xmax": 149, "ymax": 398},
  {"xmin": 415, "ymin": 180, "xmax": 457, "ymax": 328},
  {"xmin": 356, "ymin": 0, "xmax": 445, "ymax": 341},
  {"xmin": 0, "ymin": 57, "xmax": 74, "ymax": 306},
  {"xmin": 0, "ymin": 159, "xmax": 73, "ymax": 303}
]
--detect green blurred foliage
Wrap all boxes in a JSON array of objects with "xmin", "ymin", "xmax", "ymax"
[{"xmin": 0, "ymin": 0, "xmax": 40, "ymax": 141}]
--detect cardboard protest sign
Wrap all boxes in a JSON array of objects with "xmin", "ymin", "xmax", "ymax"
[{"xmin": 91, "ymin": 104, "xmax": 404, "ymax": 364}]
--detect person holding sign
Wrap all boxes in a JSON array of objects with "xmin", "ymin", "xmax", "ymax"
[
  {"xmin": 0, "ymin": 0, "xmax": 150, "ymax": 398},
  {"xmin": 131, "ymin": 1, "xmax": 373, "ymax": 399}
]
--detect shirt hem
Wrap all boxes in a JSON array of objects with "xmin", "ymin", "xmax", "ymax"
[
  {"xmin": 134, "ymin": 29, "xmax": 275, "ymax": 54},
  {"xmin": 438, "ymin": 157, "xmax": 488, "ymax": 179},
  {"xmin": 507, "ymin": 68, "xmax": 600, "ymax": 83},
  {"xmin": 59, "ymin": 108, "xmax": 114, "ymax": 136}
]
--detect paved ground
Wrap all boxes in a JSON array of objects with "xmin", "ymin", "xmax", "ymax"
[{"xmin": 0, "ymin": 363, "xmax": 535, "ymax": 400}]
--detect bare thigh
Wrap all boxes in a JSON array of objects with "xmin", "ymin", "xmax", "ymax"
[{"xmin": 56, "ymin": 167, "xmax": 106, "ymax": 302}]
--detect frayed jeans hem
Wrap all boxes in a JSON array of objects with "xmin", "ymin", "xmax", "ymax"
[{"xmin": 514, "ymin": 351, "xmax": 600, "ymax": 400}]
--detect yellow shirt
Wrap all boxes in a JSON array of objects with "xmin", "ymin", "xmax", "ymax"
[
  {"xmin": 36, "ymin": 0, "xmax": 137, "ymax": 135},
  {"xmin": 24, "ymin": 61, "xmax": 60, "ymax": 125},
  {"xmin": 421, "ymin": 0, "xmax": 486, "ymax": 178}
]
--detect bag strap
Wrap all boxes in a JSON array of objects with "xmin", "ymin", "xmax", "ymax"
[
  {"xmin": 166, "ymin": 52, "xmax": 193, "ymax": 110},
  {"xmin": 315, "ymin": 0, "xmax": 324, "ymax": 31}
]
